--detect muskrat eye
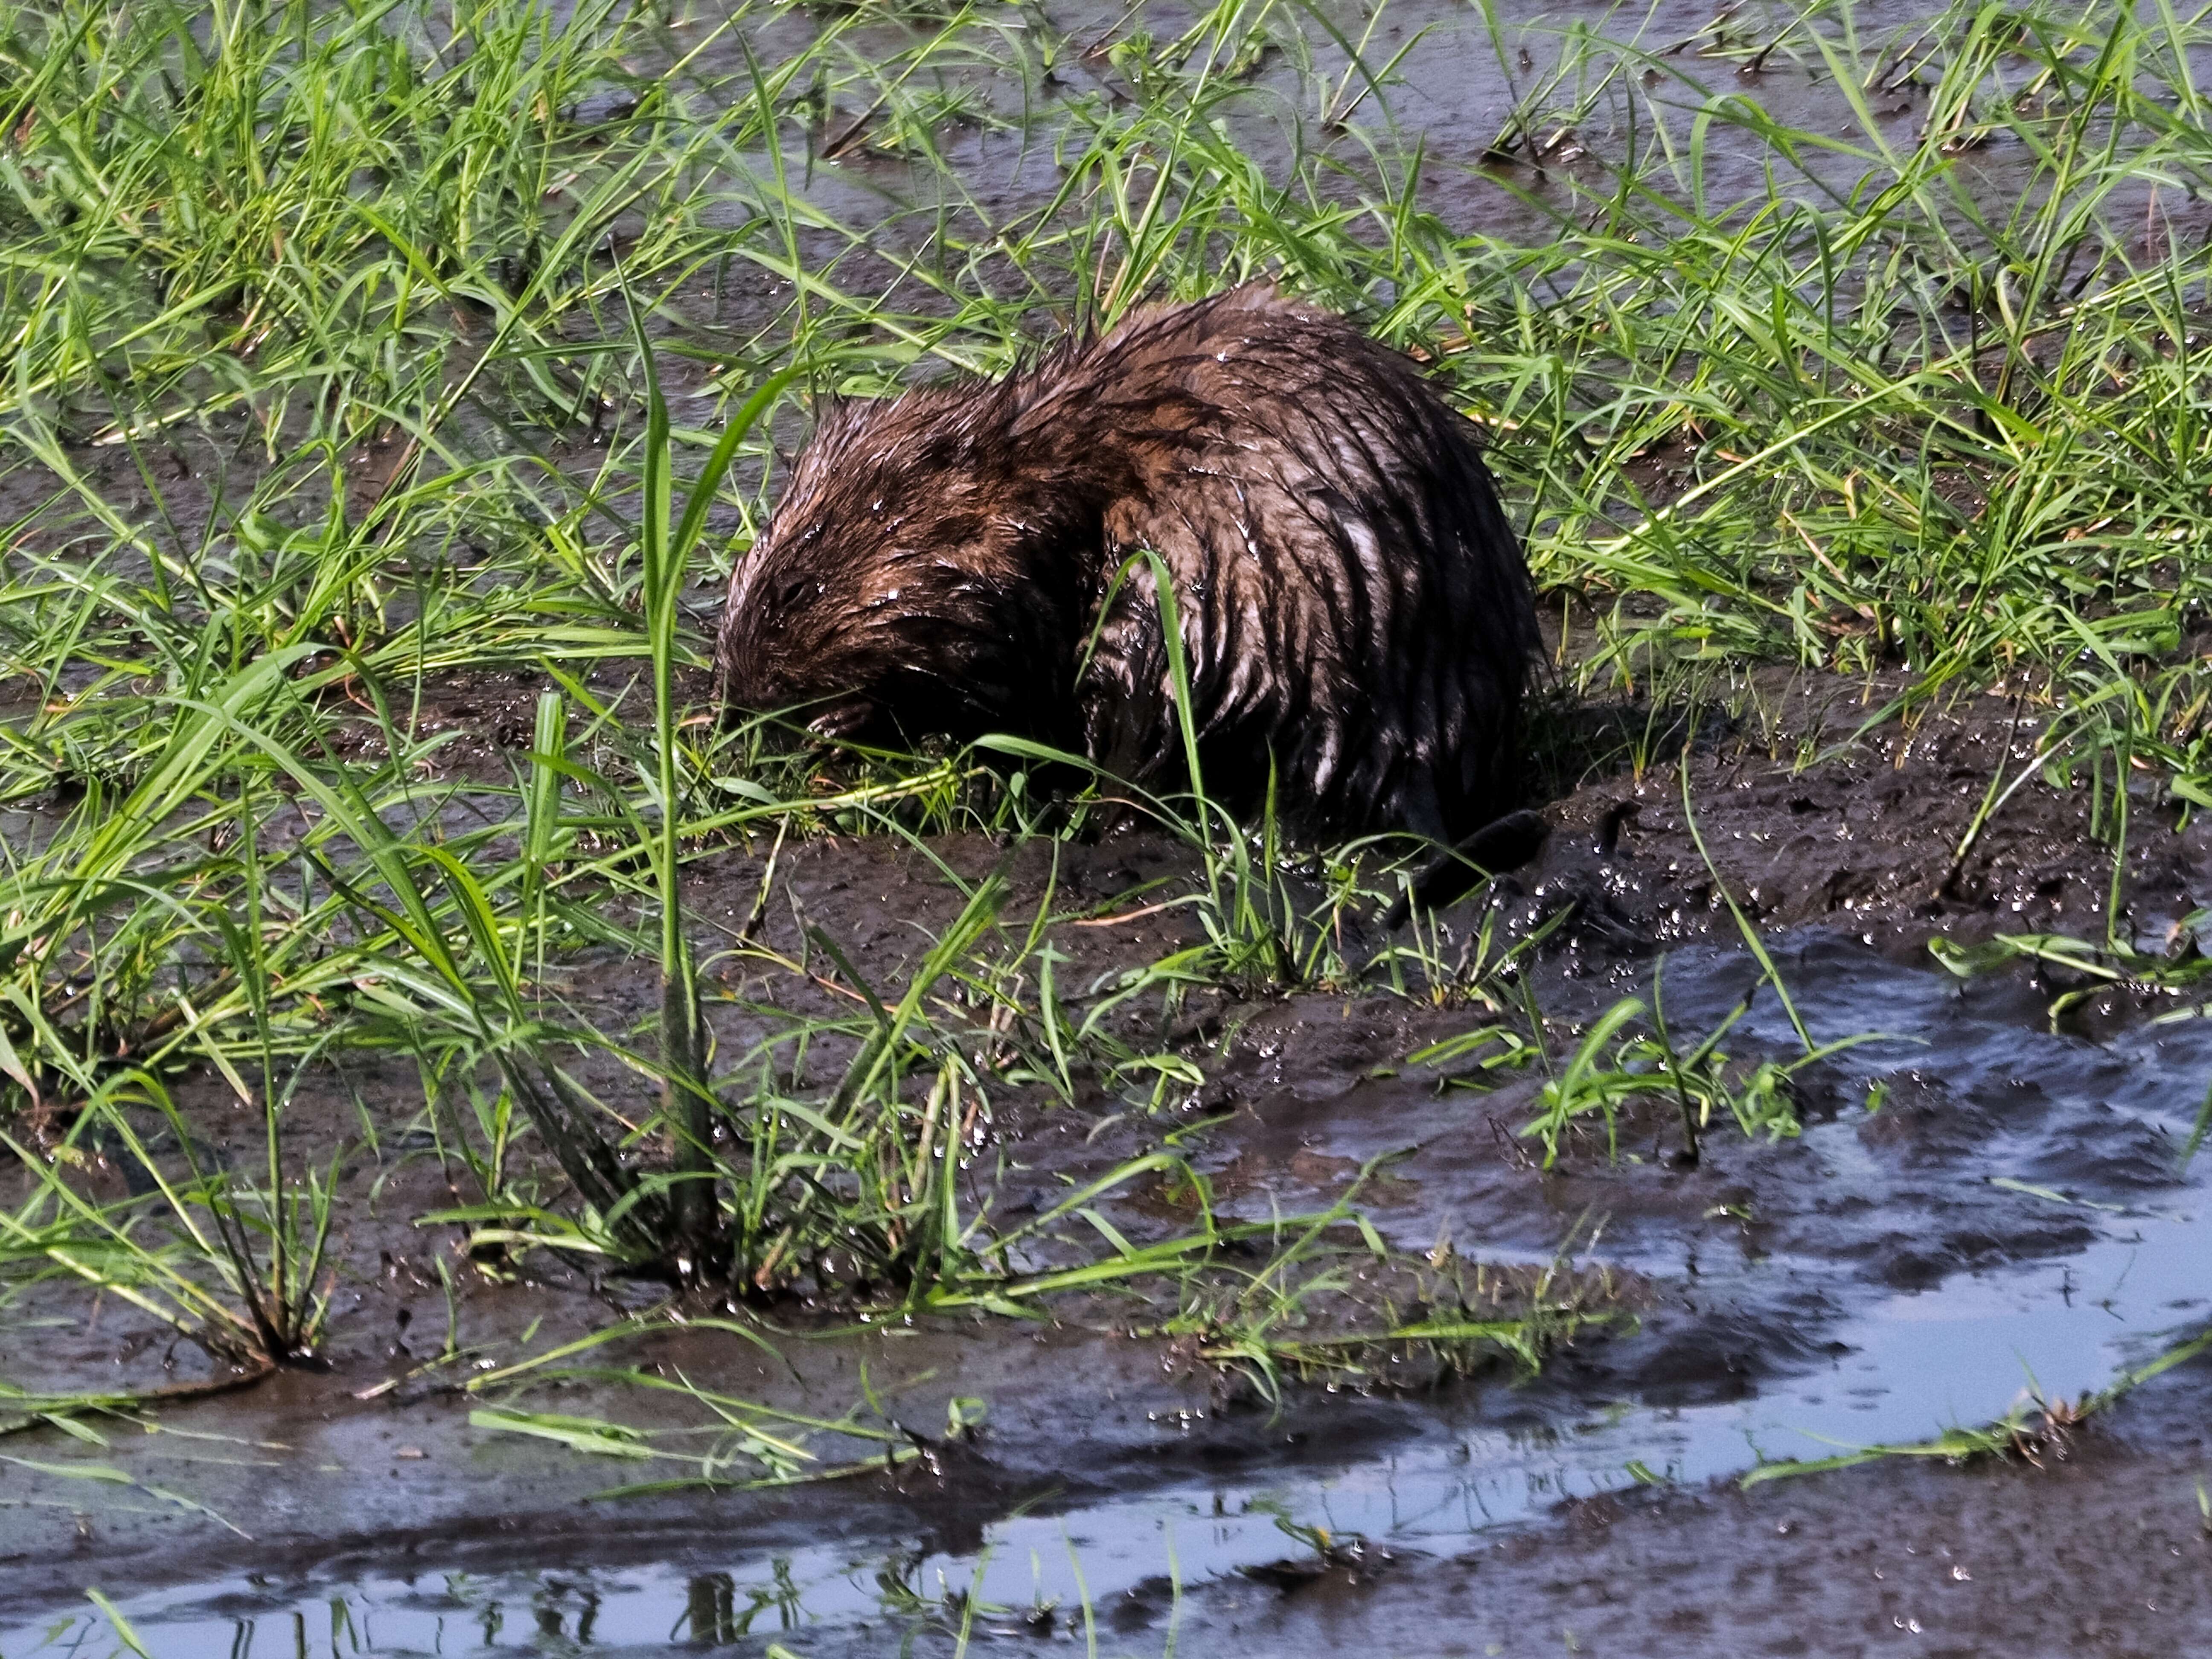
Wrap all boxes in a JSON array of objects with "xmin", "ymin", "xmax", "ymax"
[{"xmin": 776, "ymin": 577, "xmax": 812, "ymax": 610}]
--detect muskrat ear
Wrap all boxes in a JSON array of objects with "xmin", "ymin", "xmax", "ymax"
[{"xmin": 806, "ymin": 393, "xmax": 882, "ymax": 454}]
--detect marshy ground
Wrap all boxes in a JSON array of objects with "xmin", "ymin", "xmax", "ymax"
[{"xmin": 3, "ymin": 0, "xmax": 2212, "ymax": 1654}]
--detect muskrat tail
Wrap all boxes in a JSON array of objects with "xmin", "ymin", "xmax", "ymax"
[{"xmin": 1377, "ymin": 808, "xmax": 1551, "ymax": 933}]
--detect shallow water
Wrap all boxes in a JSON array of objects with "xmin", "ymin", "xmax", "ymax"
[
  {"xmin": 667, "ymin": 0, "xmax": 2208, "ymax": 320},
  {"xmin": 10, "ymin": 928, "xmax": 2208, "ymax": 1656}
]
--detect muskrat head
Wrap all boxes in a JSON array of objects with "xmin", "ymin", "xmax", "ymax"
[{"xmin": 712, "ymin": 379, "xmax": 1118, "ymax": 751}]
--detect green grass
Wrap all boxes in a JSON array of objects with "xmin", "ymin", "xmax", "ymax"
[{"xmin": 1, "ymin": 0, "xmax": 2209, "ymax": 1407}]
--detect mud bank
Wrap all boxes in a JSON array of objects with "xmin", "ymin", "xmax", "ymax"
[{"xmin": 1523, "ymin": 676, "xmax": 2210, "ymax": 975}]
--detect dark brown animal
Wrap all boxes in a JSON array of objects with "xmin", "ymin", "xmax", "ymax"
[{"xmin": 712, "ymin": 284, "xmax": 1539, "ymax": 843}]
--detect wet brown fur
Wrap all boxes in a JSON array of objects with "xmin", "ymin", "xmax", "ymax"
[{"xmin": 712, "ymin": 285, "xmax": 1539, "ymax": 841}]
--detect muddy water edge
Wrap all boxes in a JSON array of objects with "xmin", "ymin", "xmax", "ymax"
[{"xmin": 3, "ymin": 672, "xmax": 2211, "ymax": 1656}]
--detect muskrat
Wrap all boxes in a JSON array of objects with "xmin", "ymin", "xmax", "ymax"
[{"xmin": 712, "ymin": 284, "xmax": 1540, "ymax": 847}]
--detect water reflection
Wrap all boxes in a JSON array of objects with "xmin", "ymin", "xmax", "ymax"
[{"xmin": 676, "ymin": 1560, "xmax": 813, "ymax": 1647}]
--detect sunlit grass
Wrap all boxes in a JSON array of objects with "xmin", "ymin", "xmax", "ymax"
[{"xmin": 1, "ymin": 0, "xmax": 2209, "ymax": 1411}]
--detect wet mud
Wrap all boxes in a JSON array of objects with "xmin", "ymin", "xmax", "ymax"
[
  {"xmin": 5, "ymin": 672, "xmax": 2211, "ymax": 1654},
  {"xmin": 1144, "ymin": 1406, "xmax": 2212, "ymax": 1659},
  {"xmin": 1524, "ymin": 674, "xmax": 2212, "ymax": 973}
]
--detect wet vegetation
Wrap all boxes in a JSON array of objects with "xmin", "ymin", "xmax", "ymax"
[{"xmin": 4, "ymin": 0, "xmax": 2212, "ymax": 1646}]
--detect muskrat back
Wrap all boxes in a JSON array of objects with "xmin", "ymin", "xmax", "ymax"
[{"xmin": 713, "ymin": 284, "xmax": 1538, "ymax": 842}]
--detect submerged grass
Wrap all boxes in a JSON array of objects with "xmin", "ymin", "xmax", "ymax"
[
  {"xmin": 0, "ymin": 0, "xmax": 2209, "ymax": 1416},
  {"xmin": 1740, "ymin": 1321, "xmax": 2212, "ymax": 1486}
]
